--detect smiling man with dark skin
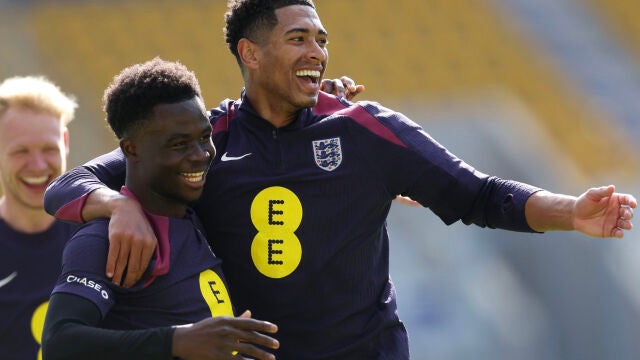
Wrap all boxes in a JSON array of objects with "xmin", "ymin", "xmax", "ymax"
[
  {"xmin": 45, "ymin": 1, "xmax": 636, "ymax": 359},
  {"xmin": 42, "ymin": 58, "xmax": 279, "ymax": 360}
]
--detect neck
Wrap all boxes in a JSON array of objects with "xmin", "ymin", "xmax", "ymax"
[
  {"xmin": 124, "ymin": 182, "xmax": 187, "ymax": 219},
  {"xmin": 244, "ymin": 87, "xmax": 300, "ymax": 128},
  {"xmin": 0, "ymin": 197, "xmax": 56, "ymax": 233}
]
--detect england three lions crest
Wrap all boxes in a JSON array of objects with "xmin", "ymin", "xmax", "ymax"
[{"xmin": 312, "ymin": 137, "xmax": 342, "ymax": 171}]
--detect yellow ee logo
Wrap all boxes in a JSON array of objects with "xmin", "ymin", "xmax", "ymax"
[
  {"xmin": 250, "ymin": 186, "xmax": 302, "ymax": 278},
  {"xmin": 31, "ymin": 301, "xmax": 48, "ymax": 360},
  {"xmin": 199, "ymin": 270, "xmax": 234, "ymax": 317}
]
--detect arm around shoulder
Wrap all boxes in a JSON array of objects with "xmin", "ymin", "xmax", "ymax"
[{"xmin": 45, "ymin": 148, "xmax": 128, "ymax": 221}]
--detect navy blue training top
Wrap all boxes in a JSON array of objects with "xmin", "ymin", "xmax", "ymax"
[
  {"xmin": 44, "ymin": 91, "xmax": 541, "ymax": 359},
  {"xmin": 0, "ymin": 219, "xmax": 77, "ymax": 360},
  {"xmin": 52, "ymin": 193, "xmax": 233, "ymax": 329}
]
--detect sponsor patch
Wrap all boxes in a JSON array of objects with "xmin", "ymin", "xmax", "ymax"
[
  {"xmin": 66, "ymin": 275, "xmax": 110, "ymax": 299},
  {"xmin": 312, "ymin": 137, "xmax": 342, "ymax": 171}
]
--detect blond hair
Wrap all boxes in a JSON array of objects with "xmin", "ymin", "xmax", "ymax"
[{"xmin": 0, "ymin": 76, "xmax": 77, "ymax": 125}]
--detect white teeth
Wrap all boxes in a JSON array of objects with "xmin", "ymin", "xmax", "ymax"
[
  {"xmin": 22, "ymin": 176, "xmax": 49, "ymax": 185},
  {"xmin": 296, "ymin": 70, "xmax": 321, "ymax": 78},
  {"xmin": 182, "ymin": 171, "xmax": 205, "ymax": 183}
]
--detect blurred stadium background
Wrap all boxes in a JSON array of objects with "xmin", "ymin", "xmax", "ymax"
[{"xmin": 1, "ymin": 0, "xmax": 639, "ymax": 359}]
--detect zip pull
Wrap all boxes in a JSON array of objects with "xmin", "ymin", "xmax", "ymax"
[{"xmin": 272, "ymin": 129, "xmax": 278, "ymax": 139}]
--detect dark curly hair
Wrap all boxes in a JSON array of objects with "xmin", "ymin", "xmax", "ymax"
[
  {"xmin": 103, "ymin": 57, "xmax": 202, "ymax": 139},
  {"xmin": 224, "ymin": 0, "xmax": 315, "ymax": 65}
]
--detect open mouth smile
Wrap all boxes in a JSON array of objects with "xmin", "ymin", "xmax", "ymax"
[
  {"xmin": 296, "ymin": 69, "xmax": 321, "ymax": 84},
  {"xmin": 22, "ymin": 175, "xmax": 50, "ymax": 186},
  {"xmin": 181, "ymin": 171, "xmax": 205, "ymax": 183}
]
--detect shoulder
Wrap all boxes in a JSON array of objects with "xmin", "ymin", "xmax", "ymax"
[
  {"xmin": 59, "ymin": 219, "xmax": 111, "ymax": 275},
  {"xmin": 322, "ymin": 100, "xmax": 414, "ymax": 148},
  {"xmin": 51, "ymin": 219, "xmax": 81, "ymax": 235},
  {"xmin": 311, "ymin": 91, "xmax": 352, "ymax": 115},
  {"xmin": 63, "ymin": 219, "xmax": 110, "ymax": 260},
  {"xmin": 210, "ymin": 98, "xmax": 240, "ymax": 135},
  {"xmin": 314, "ymin": 92, "xmax": 404, "ymax": 125}
]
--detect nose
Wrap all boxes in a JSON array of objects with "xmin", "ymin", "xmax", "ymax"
[
  {"xmin": 28, "ymin": 152, "xmax": 49, "ymax": 171},
  {"xmin": 307, "ymin": 40, "xmax": 327, "ymax": 63},
  {"xmin": 190, "ymin": 143, "xmax": 213, "ymax": 162}
]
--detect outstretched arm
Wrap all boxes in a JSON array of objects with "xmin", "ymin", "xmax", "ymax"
[
  {"xmin": 44, "ymin": 149, "xmax": 156, "ymax": 287},
  {"xmin": 525, "ymin": 185, "xmax": 636, "ymax": 238}
]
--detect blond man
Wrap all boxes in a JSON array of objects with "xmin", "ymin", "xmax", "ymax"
[{"xmin": 0, "ymin": 76, "xmax": 77, "ymax": 360}]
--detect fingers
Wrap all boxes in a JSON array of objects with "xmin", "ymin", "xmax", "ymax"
[
  {"xmin": 612, "ymin": 192, "xmax": 636, "ymax": 238},
  {"xmin": 320, "ymin": 76, "xmax": 365, "ymax": 100},
  {"xmin": 233, "ymin": 317, "xmax": 278, "ymax": 334},
  {"xmin": 105, "ymin": 239, "xmax": 120, "ymax": 280},
  {"xmin": 610, "ymin": 194, "xmax": 635, "ymax": 238},
  {"xmin": 320, "ymin": 79, "xmax": 335, "ymax": 95},
  {"xmin": 394, "ymin": 195, "xmax": 421, "ymax": 207},
  {"xmin": 231, "ymin": 323, "xmax": 279, "ymax": 360},
  {"xmin": 180, "ymin": 316, "xmax": 278, "ymax": 360},
  {"xmin": 616, "ymin": 217, "xmax": 633, "ymax": 231},
  {"xmin": 208, "ymin": 317, "xmax": 279, "ymax": 358},
  {"xmin": 339, "ymin": 76, "xmax": 356, "ymax": 93},
  {"xmin": 105, "ymin": 197, "xmax": 157, "ymax": 287},
  {"xmin": 346, "ymin": 84, "xmax": 365, "ymax": 100},
  {"xmin": 611, "ymin": 227, "xmax": 625, "ymax": 238},
  {"xmin": 122, "ymin": 233, "xmax": 157, "ymax": 287},
  {"xmin": 619, "ymin": 205, "xmax": 634, "ymax": 221},
  {"xmin": 586, "ymin": 185, "xmax": 615, "ymax": 201},
  {"xmin": 122, "ymin": 246, "xmax": 143, "ymax": 288},
  {"xmin": 619, "ymin": 193, "xmax": 638, "ymax": 209},
  {"xmin": 339, "ymin": 76, "xmax": 365, "ymax": 100},
  {"xmin": 586, "ymin": 185, "xmax": 636, "ymax": 210},
  {"xmin": 234, "ymin": 341, "xmax": 277, "ymax": 360},
  {"xmin": 238, "ymin": 329, "xmax": 280, "ymax": 350},
  {"xmin": 614, "ymin": 204, "xmax": 634, "ymax": 235},
  {"xmin": 321, "ymin": 78, "xmax": 346, "ymax": 97},
  {"xmin": 108, "ymin": 235, "xmax": 130, "ymax": 286}
]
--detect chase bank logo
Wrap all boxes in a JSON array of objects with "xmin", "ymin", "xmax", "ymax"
[
  {"xmin": 312, "ymin": 137, "xmax": 342, "ymax": 171},
  {"xmin": 66, "ymin": 275, "xmax": 109, "ymax": 299}
]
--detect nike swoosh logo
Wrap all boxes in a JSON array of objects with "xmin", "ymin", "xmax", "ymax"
[
  {"xmin": 0, "ymin": 271, "xmax": 17, "ymax": 289},
  {"xmin": 221, "ymin": 152, "xmax": 252, "ymax": 161}
]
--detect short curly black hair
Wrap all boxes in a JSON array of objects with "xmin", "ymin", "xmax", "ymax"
[
  {"xmin": 224, "ymin": 0, "xmax": 315, "ymax": 65},
  {"xmin": 103, "ymin": 57, "xmax": 202, "ymax": 139}
]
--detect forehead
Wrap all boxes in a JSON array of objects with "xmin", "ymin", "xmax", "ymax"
[
  {"xmin": 141, "ymin": 97, "xmax": 208, "ymax": 137},
  {"xmin": 273, "ymin": 5, "xmax": 326, "ymax": 35},
  {"xmin": 0, "ymin": 107, "xmax": 62, "ymax": 145}
]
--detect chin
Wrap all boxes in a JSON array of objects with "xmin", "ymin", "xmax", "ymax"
[
  {"xmin": 24, "ymin": 201, "xmax": 46, "ymax": 210},
  {"xmin": 184, "ymin": 190, "xmax": 204, "ymax": 203},
  {"xmin": 299, "ymin": 95, "xmax": 319, "ymax": 108}
]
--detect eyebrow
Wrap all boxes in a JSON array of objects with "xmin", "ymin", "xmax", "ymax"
[
  {"xmin": 165, "ymin": 126, "xmax": 211, "ymax": 142},
  {"xmin": 285, "ymin": 27, "xmax": 328, "ymax": 36},
  {"xmin": 165, "ymin": 131, "xmax": 195, "ymax": 141}
]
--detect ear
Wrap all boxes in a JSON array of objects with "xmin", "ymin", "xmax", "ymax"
[
  {"xmin": 120, "ymin": 138, "xmax": 138, "ymax": 160},
  {"xmin": 238, "ymin": 38, "xmax": 260, "ymax": 70},
  {"xmin": 62, "ymin": 126, "xmax": 70, "ymax": 156}
]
